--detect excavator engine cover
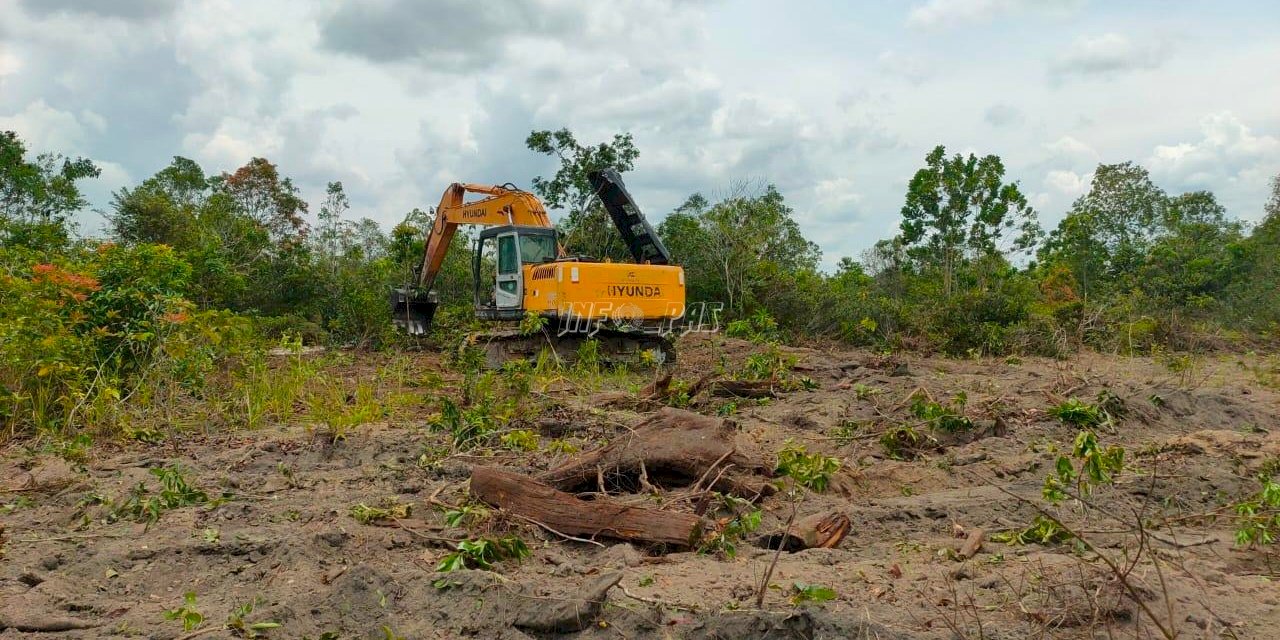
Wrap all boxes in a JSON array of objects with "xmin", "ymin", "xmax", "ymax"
[{"xmin": 391, "ymin": 287, "xmax": 437, "ymax": 335}]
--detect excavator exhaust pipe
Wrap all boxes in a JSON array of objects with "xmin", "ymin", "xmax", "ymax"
[{"xmin": 391, "ymin": 287, "xmax": 438, "ymax": 335}]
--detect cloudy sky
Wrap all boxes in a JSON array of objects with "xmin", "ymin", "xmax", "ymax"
[{"xmin": 2, "ymin": 0, "xmax": 1278, "ymax": 267}]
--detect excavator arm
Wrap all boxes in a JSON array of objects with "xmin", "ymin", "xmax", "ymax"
[{"xmin": 415, "ymin": 183, "xmax": 553, "ymax": 291}]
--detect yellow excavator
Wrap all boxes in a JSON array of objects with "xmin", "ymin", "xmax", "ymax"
[{"xmin": 392, "ymin": 169, "xmax": 685, "ymax": 367}]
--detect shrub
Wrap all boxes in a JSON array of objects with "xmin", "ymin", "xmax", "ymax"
[{"xmin": 775, "ymin": 442, "xmax": 841, "ymax": 492}]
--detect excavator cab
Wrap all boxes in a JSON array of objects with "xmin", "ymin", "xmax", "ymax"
[{"xmin": 473, "ymin": 225, "xmax": 559, "ymax": 320}]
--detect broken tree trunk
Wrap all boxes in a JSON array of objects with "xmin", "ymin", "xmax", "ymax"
[
  {"xmin": 470, "ymin": 467, "xmax": 703, "ymax": 547},
  {"xmin": 710, "ymin": 379, "xmax": 778, "ymax": 399},
  {"xmin": 756, "ymin": 512, "xmax": 851, "ymax": 551},
  {"xmin": 537, "ymin": 407, "xmax": 772, "ymax": 499}
]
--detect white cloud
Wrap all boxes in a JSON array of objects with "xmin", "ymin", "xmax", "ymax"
[
  {"xmin": 1044, "ymin": 169, "xmax": 1090, "ymax": 197},
  {"xmin": 907, "ymin": 0, "xmax": 1080, "ymax": 29},
  {"xmin": 1050, "ymin": 33, "xmax": 1170, "ymax": 80},
  {"xmin": 1044, "ymin": 135, "xmax": 1098, "ymax": 165},
  {"xmin": 1147, "ymin": 112, "xmax": 1280, "ymax": 201},
  {"xmin": 0, "ymin": 100, "xmax": 92, "ymax": 152}
]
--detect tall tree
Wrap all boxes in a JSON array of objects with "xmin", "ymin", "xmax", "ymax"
[
  {"xmin": 526, "ymin": 128, "xmax": 639, "ymax": 259},
  {"xmin": 659, "ymin": 184, "xmax": 819, "ymax": 316},
  {"xmin": 899, "ymin": 145, "xmax": 1039, "ymax": 295},
  {"xmin": 218, "ymin": 158, "xmax": 308, "ymax": 242},
  {"xmin": 0, "ymin": 130, "xmax": 100, "ymax": 250},
  {"xmin": 1039, "ymin": 162, "xmax": 1167, "ymax": 299}
]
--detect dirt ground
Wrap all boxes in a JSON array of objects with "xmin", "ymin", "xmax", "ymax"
[{"xmin": 3, "ymin": 334, "xmax": 1280, "ymax": 639}]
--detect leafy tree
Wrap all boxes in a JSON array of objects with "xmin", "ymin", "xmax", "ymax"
[
  {"xmin": 526, "ymin": 128, "xmax": 639, "ymax": 259},
  {"xmin": 659, "ymin": 184, "xmax": 819, "ymax": 318},
  {"xmin": 0, "ymin": 130, "xmax": 100, "ymax": 250},
  {"xmin": 1039, "ymin": 162, "xmax": 1167, "ymax": 299},
  {"xmin": 899, "ymin": 145, "xmax": 1039, "ymax": 295},
  {"xmin": 316, "ymin": 181, "xmax": 350, "ymax": 261},
  {"xmin": 217, "ymin": 158, "xmax": 308, "ymax": 242}
]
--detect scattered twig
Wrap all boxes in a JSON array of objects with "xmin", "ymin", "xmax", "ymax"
[
  {"xmin": 756, "ymin": 497, "xmax": 798, "ymax": 608},
  {"xmin": 514, "ymin": 514, "xmax": 606, "ymax": 548}
]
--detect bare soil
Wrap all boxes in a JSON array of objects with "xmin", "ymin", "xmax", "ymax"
[{"xmin": 3, "ymin": 335, "xmax": 1280, "ymax": 639}]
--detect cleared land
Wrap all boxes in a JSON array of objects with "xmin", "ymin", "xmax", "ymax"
[{"xmin": 3, "ymin": 335, "xmax": 1280, "ymax": 639}]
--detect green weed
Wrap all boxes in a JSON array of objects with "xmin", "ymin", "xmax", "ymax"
[{"xmin": 775, "ymin": 442, "xmax": 840, "ymax": 492}]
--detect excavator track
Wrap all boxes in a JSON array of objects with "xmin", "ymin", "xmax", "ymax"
[{"xmin": 463, "ymin": 327, "xmax": 675, "ymax": 370}]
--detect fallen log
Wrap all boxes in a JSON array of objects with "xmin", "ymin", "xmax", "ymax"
[
  {"xmin": 537, "ymin": 407, "xmax": 772, "ymax": 499},
  {"xmin": 710, "ymin": 379, "xmax": 777, "ymax": 399},
  {"xmin": 470, "ymin": 466, "xmax": 703, "ymax": 547},
  {"xmin": 756, "ymin": 512, "xmax": 851, "ymax": 551}
]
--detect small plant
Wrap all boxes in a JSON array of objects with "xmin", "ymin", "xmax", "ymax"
[
  {"xmin": 716, "ymin": 400, "xmax": 739, "ymax": 417},
  {"xmin": 226, "ymin": 599, "xmax": 281, "ymax": 638},
  {"xmin": 1048, "ymin": 397, "xmax": 1106, "ymax": 427},
  {"xmin": 1233, "ymin": 477, "xmax": 1280, "ymax": 547},
  {"xmin": 164, "ymin": 591, "xmax": 204, "ymax": 632},
  {"xmin": 851, "ymin": 383, "xmax": 879, "ymax": 400},
  {"xmin": 830, "ymin": 420, "xmax": 863, "ymax": 446},
  {"xmin": 909, "ymin": 390, "xmax": 972, "ymax": 433},
  {"xmin": 499, "ymin": 428, "xmax": 540, "ymax": 451},
  {"xmin": 435, "ymin": 535, "xmax": 531, "ymax": 583},
  {"xmin": 699, "ymin": 494, "xmax": 762, "ymax": 559},
  {"xmin": 114, "ymin": 465, "xmax": 210, "ymax": 525},
  {"xmin": 991, "ymin": 515, "xmax": 1073, "ymax": 546},
  {"xmin": 1042, "ymin": 430, "xmax": 1125, "ymax": 504},
  {"xmin": 880, "ymin": 425, "xmax": 928, "ymax": 460},
  {"xmin": 442, "ymin": 503, "xmax": 489, "ymax": 528},
  {"xmin": 787, "ymin": 582, "xmax": 837, "ymax": 606},
  {"xmin": 350, "ymin": 499, "xmax": 412, "ymax": 524},
  {"xmin": 518, "ymin": 311, "xmax": 549, "ymax": 336},
  {"xmin": 1, "ymin": 496, "xmax": 35, "ymax": 514},
  {"xmin": 547, "ymin": 438, "xmax": 579, "ymax": 455},
  {"xmin": 775, "ymin": 442, "xmax": 840, "ymax": 492}
]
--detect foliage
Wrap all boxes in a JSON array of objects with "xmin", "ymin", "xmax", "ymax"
[
  {"xmin": 1047, "ymin": 397, "xmax": 1107, "ymax": 428},
  {"xmin": 775, "ymin": 441, "xmax": 841, "ymax": 492},
  {"xmin": 880, "ymin": 425, "xmax": 928, "ymax": 460},
  {"xmin": 699, "ymin": 494, "xmax": 763, "ymax": 558},
  {"xmin": 442, "ymin": 503, "xmax": 490, "ymax": 528},
  {"xmin": 435, "ymin": 536, "xmax": 531, "ymax": 574},
  {"xmin": 909, "ymin": 390, "xmax": 973, "ymax": 433},
  {"xmin": 725, "ymin": 309, "xmax": 780, "ymax": 343},
  {"xmin": 787, "ymin": 582, "xmax": 837, "ymax": 606},
  {"xmin": 991, "ymin": 515, "xmax": 1073, "ymax": 546},
  {"xmin": 499, "ymin": 428, "xmax": 540, "ymax": 451},
  {"xmin": 1233, "ymin": 476, "xmax": 1280, "ymax": 547},
  {"xmin": 526, "ymin": 128, "xmax": 639, "ymax": 260},
  {"xmin": 164, "ymin": 591, "xmax": 205, "ymax": 632},
  {"xmin": 0, "ymin": 130, "xmax": 100, "ymax": 251},
  {"xmin": 1042, "ymin": 431, "xmax": 1125, "ymax": 504},
  {"xmin": 899, "ymin": 145, "xmax": 1040, "ymax": 296},
  {"xmin": 226, "ymin": 599, "xmax": 281, "ymax": 638},
  {"xmin": 113, "ymin": 465, "xmax": 210, "ymax": 525},
  {"xmin": 350, "ymin": 499, "xmax": 412, "ymax": 524}
]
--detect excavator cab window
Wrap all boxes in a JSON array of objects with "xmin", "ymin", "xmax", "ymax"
[{"xmin": 519, "ymin": 233, "xmax": 557, "ymax": 264}]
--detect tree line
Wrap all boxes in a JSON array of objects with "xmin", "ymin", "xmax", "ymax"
[{"xmin": 2, "ymin": 126, "xmax": 1279, "ymax": 434}]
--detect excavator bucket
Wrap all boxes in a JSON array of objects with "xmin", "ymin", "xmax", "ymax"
[
  {"xmin": 390, "ymin": 287, "xmax": 437, "ymax": 335},
  {"xmin": 588, "ymin": 169, "xmax": 672, "ymax": 265}
]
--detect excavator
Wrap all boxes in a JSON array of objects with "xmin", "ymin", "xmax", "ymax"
[{"xmin": 391, "ymin": 169, "xmax": 685, "ymax": 367}]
